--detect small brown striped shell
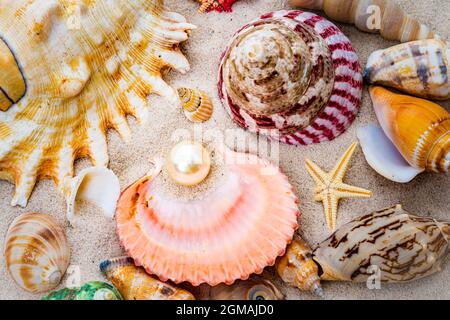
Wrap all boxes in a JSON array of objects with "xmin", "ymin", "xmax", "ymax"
[
  {"xmin": 4, "ymin": 212, "xmax": 70, "ymax": 293},
  {"xmin": 177, "ymin": 88, "xmax": 214, "ymax": 123}
]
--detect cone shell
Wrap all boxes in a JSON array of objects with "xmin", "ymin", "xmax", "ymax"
[
  {"xmin": 4, "ymin": 212, "xmax": 70, "ymax": 293},
  {"xmin": 369, "ymin": 86, "xmax": 450, "ymax": 173},
  {"xmin": 314, "ymin": 205, "xmax": 450, "ymax": 282},
  {"xmin": 289, "ymin": 0, "xmax": 437, "ymax": 43},
  {"xmin": 42, "ymin": 281, "xmax": 123, "ymax": 300},
  {"xmin": 276, "ymin": 237, "xmax": 323, "ymax": 297},
  {"xmin": 365, "ymin": 40, "xmax": 450, "ymax": 100},
  {"xmin": 116, "ymin": 148, "xmax": 299, "ymax": 286},
  {"xmin": 0, "ymin": 0, "xmax": 195, "ymax": 207},
  {"xmin": 207, "ymin": 275, "xmax": 285, "ymax": 300},
  {"xmin": 177, "ymin": 88, "xmax": 213, "ymax": 123},
  {"xmin": 218, "ymin": 10, "xmax": 363, "ymax": 145},
  {"xmin": 100, "ymin": 257, "xmax": 195, "ymax": 300}
]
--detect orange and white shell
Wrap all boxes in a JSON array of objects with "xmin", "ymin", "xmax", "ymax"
[
  {"xmin": 358, "ymin": 86, "xmax": 449, "ymax": 183},
  {"xmin": 4, "ymin": 212, "xmax": 70, "ymax": 293},
  {"xmin": 116, "ymin": 148, "xmax": 299, "ymax": 286},
  {"xmin": 0, "ymin": 0, "xmax": 195, "ymax": 207},
  {"xmin": 178, "ymin": 88, "xmax": 214, "ymax": 123}
]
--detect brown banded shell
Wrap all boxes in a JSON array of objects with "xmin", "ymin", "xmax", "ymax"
[
  {"xmin": 177, "ymin": 88, "xmax": 213, "ymax": 123},
  {"xmin": 4, "ymin": 212, "xmax": 70, "ymax": 293}
]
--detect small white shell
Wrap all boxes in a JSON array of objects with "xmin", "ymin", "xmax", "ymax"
[{"xmin": 64, "ymin": 167, "xmax": 120, "ymax": 221}]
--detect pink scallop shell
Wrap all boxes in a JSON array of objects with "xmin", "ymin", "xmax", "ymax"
[
  {"xmin": 218, "ymin": 10, "xmax": 363, "ymax": 145},
  {"xmin": 116, "ymin": 149, "xmax": 299, "ymax": 286}
]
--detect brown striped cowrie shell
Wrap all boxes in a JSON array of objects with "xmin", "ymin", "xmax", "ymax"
[
  {"xmin": 290, "ymin": 0, "xmax": 438, "ymax": 43},
  {"xmin": 0, "ymin": 0, "xmax": 196, "ymax": 208},
  {"xmin": 177, "ymin": 88, "xmax": 214, "ymax": 123},
  {"xmin": 369, "ymin": 86, "xmax": 450, "ymax": 175},
  {"xmin": 4, "ymin": 212, "xmax": 70, "ymax": 293},
  {"xmin": 365, "ymin": 40, "xmax": 450, "ymax": 100}
]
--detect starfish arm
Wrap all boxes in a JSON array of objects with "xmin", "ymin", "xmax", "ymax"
[
  {"xmin": 334, "ymin": 182, "xmax": 373, "ymax": 199},
  {"xmin": 322, "ymin": 193, "xmax": 339, "ymax": 231},
  {"xmin": 305, "ymin": 158, "xmax": 328, "ymax": 187},
  {"xmin": 330, "ymin": 142, "xmax": 358, "ymax": 182}
]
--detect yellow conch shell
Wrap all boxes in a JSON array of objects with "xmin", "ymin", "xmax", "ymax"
[
  {"xmin": 0, "ymin": 0, "xmax": 195, "ymax": 207},
  {"xmin": 289, "ymin": 0, "xmax": 437, "ymax": 43}
]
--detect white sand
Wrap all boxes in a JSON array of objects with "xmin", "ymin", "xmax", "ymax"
[{"xmin": 0, "ymin": 0, "xmax": 449, "ymax": 300}]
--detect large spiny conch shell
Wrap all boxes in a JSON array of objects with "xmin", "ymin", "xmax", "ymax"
[
  {"xmin": 204, "ymin": 275, "xmax": 285, "ymax": 300},
  {"xmin": 218, "ymin": 10, "xmax": 363, "ymax": 145},
  {"xmin": 289, "ymin": 0, "xmax": 437, "ymax": 43},
  {"xmin": 63, "ymin": 167, "xmax": 121, "ymax": 222},
  {"xmin": 365, "ymin": 39, "xmax": 450, "ymax": 100},
  {"xmin": 0, "ymin": 0, "xmax": 195, "ymax": 207},
  {"xmin": 358, "ymin": 86, "xmax": 449, "ymax": 183},
  {"xmin": 100, "ymin": 257, "xmax": 195, "ymax": 300},
  {"xmin": 278, "ymin": 205, "xmax": 450, "ymax": 292},
  {"xmin": 4, "ymin": 212, "xmax": 70, "ymax": 293},
  {"xmin": 177, "ymin": 88, "xmax": 214, "ymax": 123},
  {"xmin": 42, "ymin": 281, "xmax": 123, "ymax": 300},
  {"xmin": 116, "ymin": 147, "xmax": 299, "ymax": 286}
]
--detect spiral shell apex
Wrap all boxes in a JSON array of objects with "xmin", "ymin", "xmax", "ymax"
[
  {"xmin": 4, "ymin": 213, "xmax": 70, "ymax": 293},
  {"xmin": 0, "ymin": 0, "xmax": 195, "ymax": 207},
  {"xmin": 178, "ymin": 88, "xmax": 214, "ymax": 123},
  {"xmin": 218, "ymin": 10, "xmax": 362, "ymax": 145}
]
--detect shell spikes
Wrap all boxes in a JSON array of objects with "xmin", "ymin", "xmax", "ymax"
[
  {"xmin": 4, "ymin": 213, "xmax": 70, "ymax": 293},
  {"xmin": 365, "ymin": 39, "xmax": 450, "ymax": 100},
  {"xmin": 289, "ymin": 0, "xmax": 438, "ymax": 43},
  {"xmin": 177, "ymin": 88, "xmax": 214, "ymax": 123},
  {"xmin": 0, "ymin": 0, "xmax": 196, "ymax": 208},
  {"xmin": 116, "ymin": 147, "xmax": 299, "ymax": 286},
  {"xmin": 359, "ymin": 86, "xmax": 450, "ymax": 182}
]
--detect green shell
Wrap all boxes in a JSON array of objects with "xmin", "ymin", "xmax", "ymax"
[{"xmin": 42, "ymin": 281, "xmax": 123, "ymax": 300}]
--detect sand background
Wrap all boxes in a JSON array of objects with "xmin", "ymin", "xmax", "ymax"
[{"xmin": 0, "ymin": 0, "xmax": 449, "ymax": 300}]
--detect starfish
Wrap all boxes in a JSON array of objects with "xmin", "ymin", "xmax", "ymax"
[{"xmin": 305, "ymin": 142, "xmax": 372, "ymax": 231}]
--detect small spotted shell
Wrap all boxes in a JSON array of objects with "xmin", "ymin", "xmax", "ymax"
[
  {"xmin": 4, "ymin": 212, "xmax": 70, "ymax": 293},
  {"xmin": 177, "ymin": 88, "xmax": 213, "ymax": 123}
]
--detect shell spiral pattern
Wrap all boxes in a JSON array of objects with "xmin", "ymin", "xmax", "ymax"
[
  {"xmin": 0, "ymin": 0, "xmax": 195, "ymax": 207},
  {"xmin": 178, "ymin": 88, "xmax": 213, "ymax": 123},
  {"xmin": 4, "ymin": 212, "xmax": 70, "ymax": 293},
  {"xmin": 218, "ymin": 10, "xmax": 363, "ymax": 145}
]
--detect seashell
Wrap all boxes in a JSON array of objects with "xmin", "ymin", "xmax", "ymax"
[
  {"xmin": 289, "ymin": 0, "xmax": 438, "ymax": 43},
  {"xmin": 166, "ymin": 141, "xmax": 211, "ymax": 186},
  {"xmin": 358, "ymin": 86, "xmax": 449, "ymax": 183},
  {"xmin": 205, "ymin": 275, "xmax": 285, "ymax": 300},
  {"xmin": 365, "ymin": 39, "xmax": 450, "ymax": 100},
  {"xmin": 218, "ymin": 10, "xmax": 363, "ymax": 145},
  {"xmin": 100, "ymin": 257, "xmax": 195, "ymax": 300},
  {"xmin": 42, "ymin": 281, "xmax": 123, "ymax": 300},
  {"xmin": 177, "ymin": 88, "xmax": 214, "ymax": 123},
  {"xmin": 63, "ymin": 167, "xmax": 121, "ymax": 222},
  {"xmin": 4, "ymin": 212, "xmax": 70, "ymax": 293},
  {"xmin": 276, "ymin": 236, "xmax": 323, "ymax": 297},
  {"xmin": 116, "ymin": 147, "xmax": 299, "ymax": 286},
  {"xmin": 278, "ymin": 205, "xmax": 450, "ymax": 292},
  {"xmin": 197, "ymin": 0, "xmax": 239, "ymax": 13},
  {"xmin": 0, "ymin": 0, "xmax": 196, "ymax": 208}
]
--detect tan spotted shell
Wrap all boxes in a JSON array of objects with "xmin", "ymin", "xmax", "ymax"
[
  {"xmin": 0, "ymin": 0, "xmax": 195, "ymax": 207},
  {"xmin": 4, "ymin": 212, "xmax": 70, "ymax": 293}
]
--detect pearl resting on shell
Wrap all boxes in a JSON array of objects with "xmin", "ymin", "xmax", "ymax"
[
  {"xmin": 0, "ymin": 0, "xmax": 195, "ymax": 207},
  {"xmin": 116, "ymin": 148, "xmax": 299, "ymax": 286},
  {"xmin": 218, "ymin": 10, "xmax": 363, "ymax": 145}
]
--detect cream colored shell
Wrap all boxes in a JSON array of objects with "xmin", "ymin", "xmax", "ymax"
[
  {"xmin": 0, "ymin": 0, "xmax": 195, "ymax": 207},
  {"xmin": 4, "ymin": 212, "xmax": 70, "ymax": 293}
]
